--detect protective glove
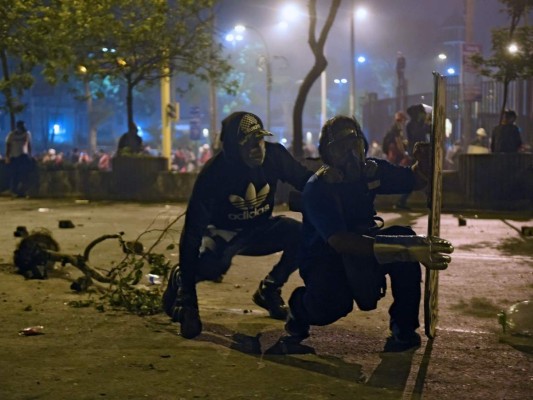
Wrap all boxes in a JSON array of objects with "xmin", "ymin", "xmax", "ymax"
[{"xmin": 373, "ymin": 234, "xmax": 454, "ymax": 270}]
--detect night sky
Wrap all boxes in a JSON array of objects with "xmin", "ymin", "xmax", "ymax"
[{"xmin": 215, "ymin": 0, "xmax": 509, "ymax": 97}]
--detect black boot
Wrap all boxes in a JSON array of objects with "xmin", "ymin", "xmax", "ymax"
[
  {"xmin": 284, "ymin": 286, "xmax": 310, "ymax": 340},
  {"xmin": 383, "ymin": 322, "xmax": 421, "ymax": 352},
  {"xmin": 252, "ymin": 276, "xmax": 288, "ymax": 320},
  {"xmin": 162, "ymin": 266, "xmax": 202, "ymax": 339}
]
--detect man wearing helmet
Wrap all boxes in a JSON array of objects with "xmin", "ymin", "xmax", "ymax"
[
  {"xmin": 285, "ymin": 115, "xmax": 453, "ymax": 351},
  {"xmin": 163, "ymin": 111, "xmax": 313, "ymax": 339}
]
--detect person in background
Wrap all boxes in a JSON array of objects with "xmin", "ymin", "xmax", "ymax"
[
  {"xmin": 383, "ymin": 111, "xmax": 412, "ymax": 209},
  {"xmin": 96, "ymin": 149, "xmax": 111, "ymax": 171},
  {"xmin": 368, "ymin": 140, "xmax": 385, "ymax": 159},
  {"xmin": 467, "ymin": 128, "xmax": 489, "ymax": 155},
  {"xmin": 117, "ymin": 122, "xmax": 143, "ymax": 155},
  {"xmin": 445, "ymin": 140, "xmax": 463, "ymax": 170},
  {"xmin": 491, "ymin": 110, "xmax": 523, "ymax": 153},
  {"xmin": 5, "ymin": 120, "xmax": 33, "ymax": 197},
  {"xmin": 405, "ymin": 104, "xmax": 431, "ymax": 156}
]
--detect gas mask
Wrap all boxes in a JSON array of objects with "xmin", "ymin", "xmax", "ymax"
[{"xmin": 326, "ymin": 127, "xmax": 367, "ymax": 181}]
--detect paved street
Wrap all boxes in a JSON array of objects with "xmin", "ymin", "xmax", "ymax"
[{"xmin": 0, "ymin": 197, "xmax": 531, "ymax": 399}]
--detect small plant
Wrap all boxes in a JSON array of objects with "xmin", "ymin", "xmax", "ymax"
[
  {"xmin": 22, "ymin": 212, "xmax": 185, "ymax": 316},
  {"xmin": 93, "ymin": 213, "xmax": 182, "ymax": 316}
]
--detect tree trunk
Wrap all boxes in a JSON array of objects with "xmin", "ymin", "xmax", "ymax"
[
  {"xmin": 85, "ymin": 80, "xmax": 97, "ymax": 154},
  {"xmin": 500, "ymin": 77, "xmax": 510, "ymax": 124},
  {"xmin": 126, "ymin": 75, "xmax": 134, "ymax": 128},
  {"xmin": 291, "ymin": 0, "xmax": 340, "ymax": 159},
  {"xmin": 293, "ymin": 59, "xmax": 328, "ymax": 159},
  {"xmin": 0, "ymin": 49, "xmax": 15, "ymax": 130}
]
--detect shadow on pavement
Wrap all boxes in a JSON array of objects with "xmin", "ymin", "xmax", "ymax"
[{"xmin": 194, "ymin": 322, "xmax": 434, "ymax": 397}]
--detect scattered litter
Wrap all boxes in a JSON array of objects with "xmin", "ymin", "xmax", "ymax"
[
  {"xmin": 13, "ymin": 226, "xmax": 28, "ymax": 237},
  {"xmin": 37, "ymin": 208, "xmax": 50, "ymax": 213},
  {"xmin": 74, "ymin": 199, "xmax": 89, "ymax": 204},
  {"xmin": 498, "ymin": 300, "xmax": 533, "ymax": 352},
  {"xmin": 145, "ymin": 274, "xmax": 161, "ymax": 285},
  {"xmin": 58, "ymin": 220, "xmax": 75, "ymax": 229},
  {"xmin": 521, "ymin": 226, "xmax": 533, "ymax": 237},
  {"xmin": 19, "ymin": 326, "xmax": 44, "ymax": 336},
  {"xmin": 234, "ymin": 284, "xmax": 241, "ymax": 288},
  {"xmin": 458, "ymin": 215, "xmax": 467, "ymax": 226}
]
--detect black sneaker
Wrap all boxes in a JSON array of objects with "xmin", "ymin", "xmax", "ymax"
[
  {"xmin": 176, "ymin": 306, "xmax": 203, "ymax": 339},
  {"xmin": 284, "ymin": 311, "xmax": 310, "ymax": 341},
  {"xmin": 162, "ymin": 266, "xmax": 182, "ymax": 318},
  {"xmin": 252, "ymin": 280, "xmax": 288, "ymax": 320},
  {"xmin": 162, "ymin": 266, "xmax": 203, "ymax": 339},
  {"xmin": 384, "ymin": 325, "xmax": 421, "ymax": 352}
]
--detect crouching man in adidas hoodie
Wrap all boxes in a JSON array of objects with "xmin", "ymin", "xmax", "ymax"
[{"xmin": 163, "ymin": 112, "xmax": 313, "ymax": 339}]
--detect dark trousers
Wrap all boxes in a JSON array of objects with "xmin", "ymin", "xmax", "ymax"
[
  {"xmin": 194, "ymin": 216, "xmax": 302, "ymax": 287},
  {"xmin": 291, "ymin": 225, "xmax": 421, "ymax": 332},
  {"xmin": 8, "ymin": 154, "xmax": 31, "ymax": 196}
]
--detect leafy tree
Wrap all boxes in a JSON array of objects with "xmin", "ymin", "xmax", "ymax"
[
  {"xmin": 471, "ymin": 0, "xmax": 533, "ymax": 122},
  {"xmin": 292, "ymin": 0, "xmax": 341, "ymax": 159},
  {"xmin": 46, "ymin": 0, "xmax": 233, "ymax": 149},
  {"xmin": 0, "ymin": 0, "xmax": 52, "ymax": 129}
]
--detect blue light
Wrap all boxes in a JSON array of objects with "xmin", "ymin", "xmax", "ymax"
[
  {"xmin": 357, "ymin": 56, "xmax": 366, "ymax": 63},
  {"xmin": 447, "ymin": 67, "xmax": 456, "ymax": 75}
]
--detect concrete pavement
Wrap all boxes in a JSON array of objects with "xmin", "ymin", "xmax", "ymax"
[{"xmin": 0, "ymin": 197, "xmax": 532, "ymax": 399}]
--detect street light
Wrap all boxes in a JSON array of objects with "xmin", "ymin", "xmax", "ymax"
[
  {"xmin": 349, "ymin": 4, "xmax": 368, "ymax": 119},
  {"xmin": 508, "ymin": 43, "xmax": 519, "ymax": 54},
  {"xmin": 233, "ymin": 24, "xmax": 273, "ymax": 131}
]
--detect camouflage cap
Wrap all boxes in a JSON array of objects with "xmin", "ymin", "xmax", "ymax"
[{"xmin": 237, "ymin": 113, "xmax": 273, "ymax": 145}]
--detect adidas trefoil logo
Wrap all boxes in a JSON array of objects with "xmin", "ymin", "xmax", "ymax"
[{"xmin": 228, "ymin": 183, "xmax": 270, "ymax": 220}]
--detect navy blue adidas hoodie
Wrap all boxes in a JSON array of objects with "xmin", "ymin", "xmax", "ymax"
[{"xmin": 179, "ymin": 112, "xmax": 313, "ymax": 286}]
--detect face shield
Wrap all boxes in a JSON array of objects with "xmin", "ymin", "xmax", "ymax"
[{"xmin": 326, "ymin": 127, "xmax": 366, "ymax": 166}]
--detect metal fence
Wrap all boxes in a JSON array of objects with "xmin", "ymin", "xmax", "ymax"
[{"xmin": 362, "ymin": 78, "xmax": 532, "ymax": 150}]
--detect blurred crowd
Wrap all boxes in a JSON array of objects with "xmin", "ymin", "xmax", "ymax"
[{"xmin": 0, "ymin": 143, "xmax": 216, "ymax": 173}]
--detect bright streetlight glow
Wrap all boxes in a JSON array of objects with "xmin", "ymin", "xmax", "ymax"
[
  {"xmin": 357, "ymin": 56, "xmax": 366, "ymax": 63},
  {"xmin": 334, "ymin": 78, "xmax": 348, "ymax": 84},
  {"xmin": 225, "ymin": 32, "xmax": 243, "ymax": 43},
  {"xmin": 277, "ymin": 20, "xmax": 289, "ymax": 30},
  {"xmin": 281, "ymin": 4, "xmax": 301, "ymax": 22},
  {"xmin": 447, "ymin": 67, "xmax": 456, "ymax": 75},
  {"xmin": 355, "ymin": 7, "xmax": 368, "ymax": 20},
  {"xmin": 234, "ymin": 25, "xmax": 245, "ymax": 33},
  {"xmin": 438, "ymin": 53, "xmax": 447, "ymax": 60},
  {"xmin": 508, "ymin": 43, "xmax": 519, "ymax": 54},
  {"xmin": 202, "ymin": 128, "xmax": 209, "ymax": 138}
]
